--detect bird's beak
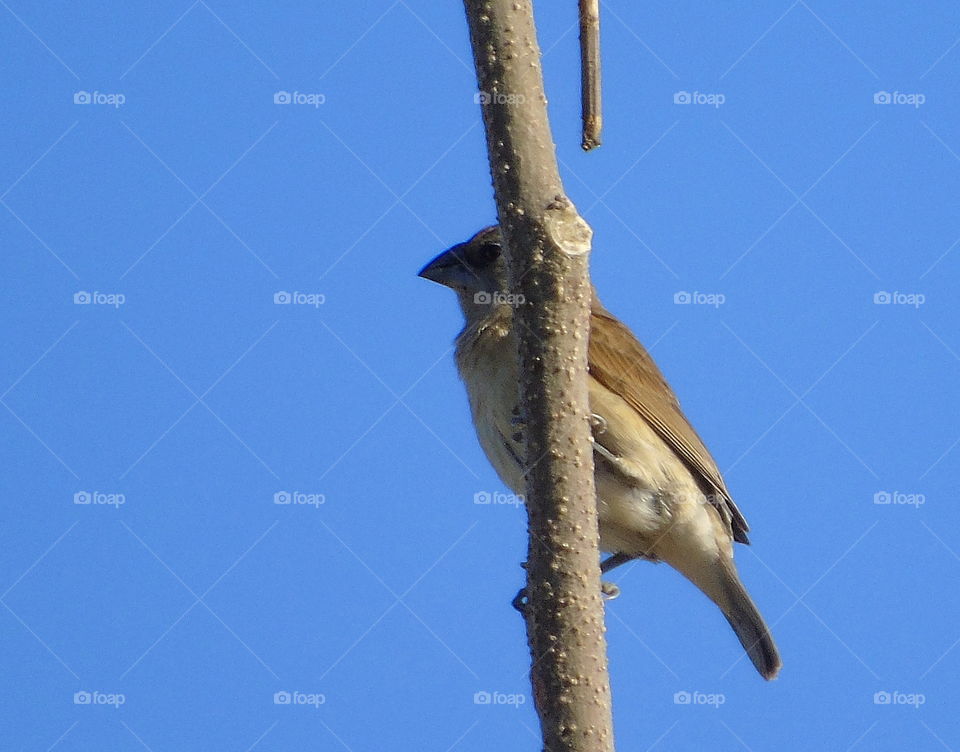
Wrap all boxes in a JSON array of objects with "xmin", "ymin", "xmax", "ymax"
[{"xmin": 417, "ymin": 245, "xmax": 463, "ymax": 286}]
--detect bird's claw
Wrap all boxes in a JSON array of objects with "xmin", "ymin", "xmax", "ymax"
[
  {"xmin": 511, "ymin": 587, "xmax": 528, "ymax": 614},
  {"xmin": 590, "ymin": 413, "xmax": 622, "ymax": 463},
  {"xmin": 601, "ymin": 581, "xmax": 620, "ymax": 600},
  {"xmin": 512, "ymin": 582, "xmax": 620, "ymax": 612}
]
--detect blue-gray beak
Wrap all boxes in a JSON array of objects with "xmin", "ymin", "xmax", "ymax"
[{"xmin": 417, "ymin": 244, "xmax": 466, "ymax": 286}]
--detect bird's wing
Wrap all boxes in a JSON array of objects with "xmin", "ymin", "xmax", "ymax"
[{"xmin": 588, "ymin": 302, "xmax": 750, "ymax": 543}]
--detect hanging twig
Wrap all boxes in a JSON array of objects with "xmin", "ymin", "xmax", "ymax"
[{"xmin": 579, "ymin": 0, "xmax": 602, "ymax": 150}]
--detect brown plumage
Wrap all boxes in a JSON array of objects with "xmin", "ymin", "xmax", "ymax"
[
  {"xmin": 588, "ymin": 304, "xmax": 751, "ymax": 545},
  {"xmin": 418, "ymin": 225, "xmax": 781, "ymax": 680}
]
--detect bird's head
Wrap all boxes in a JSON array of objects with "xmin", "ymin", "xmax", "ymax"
[{"xmin": 418, "ymin": 225, "xmax": 510, "ymax": 321}]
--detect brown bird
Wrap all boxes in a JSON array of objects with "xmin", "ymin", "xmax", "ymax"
[{"xmin": 418, "ymin": 225, "xmax": 781, "ymax": 680}]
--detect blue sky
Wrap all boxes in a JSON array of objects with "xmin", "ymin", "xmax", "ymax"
[{"xmin": 1, "ymin": 1, "xmax": 959, "ymax": 750}]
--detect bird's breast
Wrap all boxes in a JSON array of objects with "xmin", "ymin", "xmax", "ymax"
[{"xmin": 455, "ymin": 317, "xmax": 526, "ymax": 493}]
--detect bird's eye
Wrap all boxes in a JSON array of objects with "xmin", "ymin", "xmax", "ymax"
[{"xmin": 466, "ymin": 242, "xmax": 501, "ymax": 268}]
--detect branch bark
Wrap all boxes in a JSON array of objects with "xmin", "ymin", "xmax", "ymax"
[{"xmin": 462, "ymin": 2, "xmax": 615, "ymax": 750}]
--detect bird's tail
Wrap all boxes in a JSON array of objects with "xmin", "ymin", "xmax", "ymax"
[
  {"xmin": 713, "ymin": 558, "xmax": 781, "ymax": 680},
  {"xmin": 668, "ymin": 547, "xmax": 782, "ymax": 680}
]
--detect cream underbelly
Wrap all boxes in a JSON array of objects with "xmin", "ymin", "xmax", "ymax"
[{"xmin": 458, "ymin": 332, "xmax": 718, "ymax": 561}]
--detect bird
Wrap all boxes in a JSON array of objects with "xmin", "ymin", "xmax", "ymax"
[{"xmin": 418, "ymin": 225, "xmax": 782, "ymax": 680}]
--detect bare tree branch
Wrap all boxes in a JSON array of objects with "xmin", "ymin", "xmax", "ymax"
[
  {"xmin": 579, "ymin": 0, "xmax": 603, "ymax": 150},
  {"xmin": 462, "ymin": 2, "xmax": 615, "ymax": 750}
]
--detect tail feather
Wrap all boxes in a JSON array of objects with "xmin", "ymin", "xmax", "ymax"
[{"xmin": 717, "ymin": 561, "xmax": 781, "ymax": 680}]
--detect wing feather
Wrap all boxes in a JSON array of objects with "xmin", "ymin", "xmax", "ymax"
[{"xmin": 588, "ymin": 301, "xmax": 750, "ymax": 544}]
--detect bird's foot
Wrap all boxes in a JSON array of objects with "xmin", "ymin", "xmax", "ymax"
[
  {"xmin": 511, "ymin": 587, "xmax": 528, "ymax": 614},
  {"xmin": 601, "ymin": 581, "xmax": 621, "ymax": 600},
  {"xmin": 589, "ymin": 413, "xmax": 608, "ymax": 435},
  {"xmin": 589, "ymin": 413, "xmax": 624, "ymax": 464},
  {"xmin": 512, "ymin": 581, "xmax": 620, "ymax": 612}
]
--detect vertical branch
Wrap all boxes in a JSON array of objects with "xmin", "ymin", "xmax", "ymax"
[
  {"xmin": 579, "ymin": 0, "xmax": 602, "ymax": 150},
  {"xmin": 462, "ymin": 2, "xmax": 615, "ymax": 751}
]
